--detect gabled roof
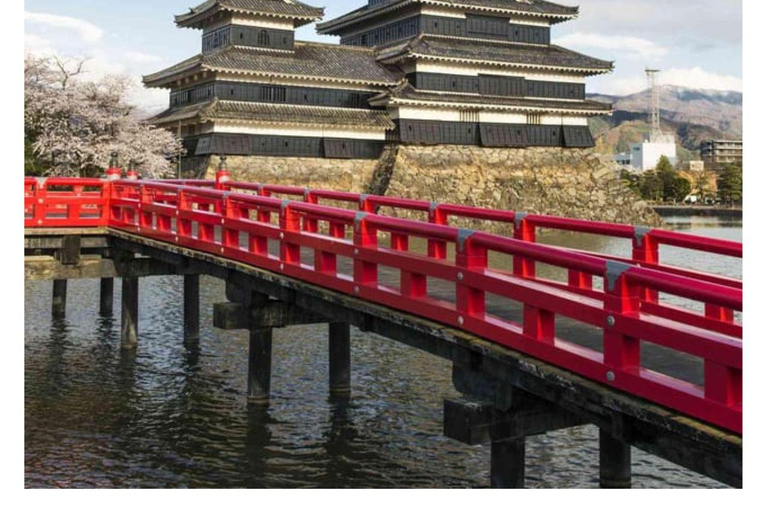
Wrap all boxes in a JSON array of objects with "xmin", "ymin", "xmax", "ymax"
[
  {"xmin": 176, "ymin": 0, "xmax": 324, "ymax": 29},
  {"xmin": 376, "ymin": 35, "xmax": 613, "ymax": 75},
  {"xmin": 150, "ymin": 99, "xmax": 395, "ymax": 130},
  {"xmin": 317, "ymin": 0, "xmax": 578, "ymax": 34},
  {"xmin": 370, "ymin": 82, "xmax": 612, "ymax": 115},
  {"xmin": 143, "ymin": 43, "xmax": 402, "ymax": 88}
]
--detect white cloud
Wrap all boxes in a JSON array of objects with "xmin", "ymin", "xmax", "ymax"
[
  {"xmin": 553, "ymin": 32, "xmax": 668, "ymax": 60},
  {"xmin": 593, "ymin": 77, "xmax": 649, "ymax": 96},
  {"xmin": 660, "ymin": 67, "xmax": 742, "ymax": 92},
  {"xmin": 594, "ymin": 67, "xmax": 742, "ymax": 96},
  {"xmin": 124, "ymin": 51, "xmax": 163, "ymax": 64},
  {"xmin": 25, "ymin": 11, "xmax": 104, "ymax": 44}
]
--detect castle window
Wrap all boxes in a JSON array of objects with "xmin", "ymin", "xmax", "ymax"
[
  {"xmin": 460, "ymin": 110, "xmax": 479, "ymax": 123},
  {"xmin": 260, "ymin": 86, "xmax": 286, "ymax": 103},
  {"xmin": 527, "ymin": 113, "xmax": 542, "ymax": 125},
  {"xmin": 258, "ymin": 30, "xmax": 270, "ymax": 46}
]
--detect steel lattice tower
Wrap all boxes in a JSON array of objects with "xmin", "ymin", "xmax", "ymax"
[{"xmin": 646, "ymin": 68, "xmax": 662, "ymax": 142}]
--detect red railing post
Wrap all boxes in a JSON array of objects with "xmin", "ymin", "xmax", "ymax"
[
  {"xmin": 513, "ymin": 213, "xmax": 536, "ymax": 278},
  {"xmin": 315, "ymin": 218, "xmax": 345, "ymax": 275},
  {"xmin": 279, "ymin": 200, "xmax": 301, "ymax": 267},
  {"xmin": 704, "ymin": 298, "xmax": 739, "ymax": 409},
  {"xmin": 353, "ymin": 212, "xmax": 378, "ymax": 291},
  {"xmin": 101, "ymin": 179, "xmax": 113, "ymax": 225},
  {"xmin": 633, "ymin": 227, "xmax": 659, "ymax": 302},
  {"xmin": 125, "ymin": 160, "xmax": 139, "ymax": 181},
  {"xmin": 106, "ymin": 152, "xmax": 122, "ymax": 181},
  {"xmin": 138, "ymin": 184, "xmax": 153, "ymax": 230},
  {"xmin": 456, "ymin": 230, "xmax": 486, "ymax": 324},
  {"xmin": 214, "ymin": 156, "xmax": 231, "ymax": 191},
  {"xmin": 255, "ymin": 184, "xmax": 272, "ymax": 225},
  {"xmin": 213, "ymin": 156, "xmax": 230, "ymax": 217},
  {"xmin": 223, "ymin": 194, "xmax": 240, "ymax": 250},
  {"xmin": 523, "ymin": 305, "xmax": 555, "ymax": 345},
  {"xmin": 177, "ymin": 189, "xmax": 192, "ymax": 240},
  {"xmin": 428, "ymin": 203, "xmax": 448, "ymax": 260},
  {"xmin": 568, "ymin": 269, "xmax": 593, "ymax": 291},
  {"xmin": 359, "ymin": 194, "xmax": 375, "ymax": 214},
  {"xmin": 392, "ymin": 232, "xmax": 427, "ymax": 298},
  {"xmin": 704, "ymin": 362, "xmax": 742, "ymax": 408},
  {"xmin": 32, "ymin": 178, "xmax": 48, "ymax": 227},
  {"xmin": 303, "ymin": 189, "xmax": 319, "ymax": 234},
  {"xmin": 603, "ymin": 262, "xmax": 641, "ymax": 375}
]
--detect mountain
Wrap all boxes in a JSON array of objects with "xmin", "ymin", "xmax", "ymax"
[{"xmin": 588, "ymin": 85, "xmax": 742, "ymax": 159}]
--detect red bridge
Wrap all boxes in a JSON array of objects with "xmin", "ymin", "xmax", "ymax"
[{"xmin": 24, "ymin": 164, "xmax": 742, "ymax": 488}]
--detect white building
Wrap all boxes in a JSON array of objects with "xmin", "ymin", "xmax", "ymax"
[{"xmin": 630, "ymin": 140, "xmax": 676, "ymax": 171}]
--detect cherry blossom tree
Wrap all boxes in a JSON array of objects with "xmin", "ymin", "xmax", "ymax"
[{"xmin": 25, "ymin": 53, "xmax": 183, "ymax": 178}]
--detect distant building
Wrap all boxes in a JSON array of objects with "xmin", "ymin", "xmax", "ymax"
[
  {"xmin": 684, "ymin": 160, "xmax": 705, "ymax": 172},
  {"xmin": 630, "ymin": 140, "xmax": 677, "ymax": 171},
  {"xmin": 612, "ymin": 152, "xmax": 631, "ymax": 167},
  {"xmin": 701, "ymin": 140, "xmax": 742, "ymax": 170}
]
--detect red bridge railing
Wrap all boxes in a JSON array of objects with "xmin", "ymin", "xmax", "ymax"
[
  {"xmin": 182, "ymin": 179, "xmax": 742, "ymax": 339},
  {"xmin": 24, "ymin": 176, "xmax": 743, "ymax": 433}
]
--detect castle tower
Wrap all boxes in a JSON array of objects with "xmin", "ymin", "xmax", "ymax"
[
  {"xmin": 318, "ymin": 0, "xmax": 613, "ymax": 147},
  {"xmin": 145, "ymin": 0, "xmax": 614, "ymax": 172},
  {"xmin": 144, "ymin": 0, "xmax": 400, "ymax": 173}
]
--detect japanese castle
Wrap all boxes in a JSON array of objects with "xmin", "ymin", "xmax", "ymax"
[{"xmin": 144, "ymin": 0, "xmax": 613, "ymax": 163}]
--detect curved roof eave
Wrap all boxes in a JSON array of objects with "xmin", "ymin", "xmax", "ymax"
[
  {"xmin": 385, "ymin": 53, "xmax": 614, "ymax": 77},
  {"xmin": 317, "ymin": 0, "xmax": 577, "ymax": 34}
]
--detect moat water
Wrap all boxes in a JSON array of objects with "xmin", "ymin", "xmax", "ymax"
[{"xmin": 24, "ymin": 215, "xmax": 741, "ymax": 488}]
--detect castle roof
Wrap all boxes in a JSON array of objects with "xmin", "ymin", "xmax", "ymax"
[
  {"xmin": 376, "ymin": 35, "xmax": 614, "ymax": 75},
  {"xmin": 150, "ymin": 99, "xmax": 396, "ymax": 130},
  {"xmin": 143, "ymin": 43, "xmax": 402, "ymax": 88},
  {"xmin": 370, "ymin": 82, "xmax": 612, "ymax": 115},
  {"xmin": 176, "ymin": 0, "xmax": 324, "ymax": 29},
  {"xmin": 317, "ymin": 0, "xmax": 578, "ymax": 34}
]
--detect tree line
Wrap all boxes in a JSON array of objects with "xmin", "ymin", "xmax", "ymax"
[{"xmin": 620, "ymin": 156, "xmax": 742, "ymax": 206}]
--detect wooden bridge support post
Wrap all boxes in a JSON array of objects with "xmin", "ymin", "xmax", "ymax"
[
  {"xmin": 248, "ymin": 327, "xmax": 272, "ymax": 404},
  {"xmin": 52, "ymin": 280, "xmax": 67, "ymax": 317},
  {"xmin": 491, "ymin": 438, "xmax": 526, "ymax": 489},
  {"xmin": 599, "ymin": 429, "xmax": 632, "ymax": 488},
  {"xmin": 183, "ymin": 274, "xmax": 200, "ymax": 344},
  {"xmin": 329, "ymin": 322, "xmax": 351, "ymax": 395},
  {"xmin": 99, "ymin": 278, "xmax": 114, "ymax": 316},
  {"xmin": 121, "ymin": 277, "xmax": 139, "ymax": 348}
]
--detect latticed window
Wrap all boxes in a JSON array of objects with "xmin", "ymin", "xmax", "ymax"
[
  {"xmin": 459, "ymin": 110, "xmax": 479, "ymax": 123},
  {"xmin": 260, "ymin": 86, "xmax": 286, "ymax": 103},
  {"xmin": 257, "ymin": 30, "xmax": 270, "ymax": 46},
  {"xmin": 527, "ymin": 113, "xmax": 542, "ymax": 125}
]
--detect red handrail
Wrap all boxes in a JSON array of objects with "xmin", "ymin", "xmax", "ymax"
[{"xmin": 25, "ymin": 177, "xmax": 743, "ymax": 433}]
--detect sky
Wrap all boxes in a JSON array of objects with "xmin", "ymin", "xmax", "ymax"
[{"xmin": 24, "ymin": 0, "xmax": 743, "ymax": 111}]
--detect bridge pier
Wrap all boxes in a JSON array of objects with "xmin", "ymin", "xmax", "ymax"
[
  {"xmin": 491, "ymin": 438, "xmax": 525, "ymax": 489},
  {"xmin": 329, "ymin": 323, "xmax": 351, "ymax": 395},
  {"xmin": 248, "ymin": 327, "xmax": 273, "ymax": 404},
  {"xmin": 214, "ymin": 282, "xmax": 328, "ymax": 405},
  {"xmin": 445, "ymin": 365, "xmax": 586, "ymax": 488},
  {"xmin": 599, "ymin": 429, "xmax": 632, "ymax": 488},
  {"xmin": 99, "ymin": 278, "xmax": 114, "ymax": 316},
  {"xmin": 52, "ymin": 279, "xmax": 67, "ymax": 317},
  {"xmin": 184, "ymin": 274, "xmax": 200, "ymax": 344},
  {"xmin": 121, "ymin": 277, "xmax": 139, "ymax": 348}
]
